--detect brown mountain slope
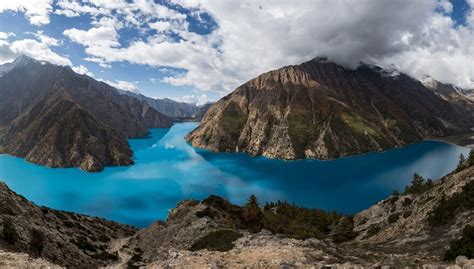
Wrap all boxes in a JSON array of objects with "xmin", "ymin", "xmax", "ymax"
[
  {"xmin": 0, "ymin": 182, "xmax": 136, "ymax": 268},
  {"xmin": 187, "ymin": 58, "xmax": 473, "ymax": 160},
  {"xmin": 0, "ymin": 56, "xmax": 172, "ymax": 171}
]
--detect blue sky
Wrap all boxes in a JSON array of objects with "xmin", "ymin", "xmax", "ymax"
[{"xmin": 0, "ymin": 0, "xmax": 473, "ymax": 104}]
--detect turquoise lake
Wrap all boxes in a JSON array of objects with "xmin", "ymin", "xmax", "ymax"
[{"xmin": 0, "ymin": 122, "xmax": 469, "ymax": 227}]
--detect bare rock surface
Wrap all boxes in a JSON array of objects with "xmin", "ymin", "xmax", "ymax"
[{"xmin": 0, "ymin": 250, "xmax": 62, "ymax": 269}]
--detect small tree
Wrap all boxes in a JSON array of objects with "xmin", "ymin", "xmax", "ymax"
[
  {"xmin": 2, "ymin": 218, "xmax": 18, "ymax": 245},
  {"xmin": 404, "ymin": 173, "xmax": 425, "ymax": 194},
  {"xmin": 29, "ymin": 228, "xmax": 45, "ymax": 256},
  {"xmin": 241, "ymin": 194, "xmax": 263, "ymax": 232},
  {"xmin": 332, "ymin": 217, "xmax": 357, "ymax": 243},
  {"xmin": 457, "ymin": 153, "xmax": 467, "ymax": 170},
  {"xmin": 468, "ymin": 150, "xmax": 474, "ymax": 166}
]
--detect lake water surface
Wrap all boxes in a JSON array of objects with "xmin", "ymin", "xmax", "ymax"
[{"xmin": 0, "ymin": 122, "xmax": 469, "ymax": 227}]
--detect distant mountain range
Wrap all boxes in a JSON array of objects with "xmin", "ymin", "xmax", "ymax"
[
  {"xmin": 0, "ymin": 55, "xmax": 172, "ymax": 171},
  {"xmin": 119, "ymin": 90, "xmax": 211, "ymax": 119},
  {"xmin": 187, "ymin": 58, "xmax": 474, "ymax": 160}
]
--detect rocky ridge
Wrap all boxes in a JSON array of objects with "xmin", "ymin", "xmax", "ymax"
[{"xmin": 0, "ymin": 55, "xmax": 172, "ymax": 171}]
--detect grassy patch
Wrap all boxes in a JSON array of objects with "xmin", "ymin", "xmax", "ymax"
[
  {"xmin": 190, "ymin": 230, "xmax": 243, "ymax": 252},
  {"xmin": 218, "ymin": 102, "xmax": 247, "ymax": 149},
  {"xmin": 287, "ymin": 111, "xmax": 313, "ymax": 157},
  {"xmin": 340, "ymin": 113, "xmax": 380, "ymax": 137}
]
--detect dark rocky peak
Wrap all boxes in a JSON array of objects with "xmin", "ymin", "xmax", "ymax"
[
  {"xmin": 11, "ymin": 55, "xmax": 39, "ymax": 66},
  {"xmin": 0, "ymin": 55, "xmax": 57, "ymax": 78}
]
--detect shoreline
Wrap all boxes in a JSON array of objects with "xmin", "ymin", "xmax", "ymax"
[{"xmin": 426, "ymin": 133, "xmax": 474, "ymax": 149}]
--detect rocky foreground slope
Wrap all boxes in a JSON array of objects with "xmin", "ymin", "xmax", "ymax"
[
  {"xmin": 0, "ymin": 156, "xmax": 473, "ymax": 268},
  {"xmin": 0, "ymin": 55, "xmax": 172, "ymax": 171},
  {"xmin": 187, "ymin": 58, "xmax": 473, "ymax": 160}
]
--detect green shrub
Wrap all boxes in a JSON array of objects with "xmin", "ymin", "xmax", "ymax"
[
  {"xmin": 403, "ymin": 210, "xmax": 412, "ymax": 218},
  {"xmin": 72, "ymin": 236, "xmax": 97, "ymax": 252},
  {"xmin": 385, "ymin": 196, "xmax": 399, "ymax": 204},
  {"xmin": 366, "ymin": 224, "xmax": 381, "ymax": 237},
  {"xmin": 261, "ymin": 201, "xmax": 342, "ymax": 239},
  {"xmin": 332, "ymin": 217, "xmax": 357, "ymax": 243},
  {"xmin": 387, "ymin": 213, "xmax": 400, "ymax": 224},
  {"xmin": 126, "ymin": 248, "xmax": 143, "ymax": 269},
  {"xmin": 428, "ymin": 180, "xmax": 474, "ymax": 227},
  {"xmin": 29, "ymin": 228, "xmax": 44, "ymax": 256},
  {"xmin": 444, "ymin": 225, "xmax": 474, "ymax": 260},
  {"xmin": 402, "ymin": 198, "xmax": 412, "ymax": 207},
  {"xmin": 189, "ymin": 230, "xmax": 243, "ymax": 252},
  {"xmin": 2, "ymin": 218, "xmax": 18, "ymax": 245},
  {"xmin": 92, "ymin": 251, "xmax": 118, "ymax": 261},
  {"xmin": 202, "ymin": 195, "xmax": 345, "ymax": 240}
]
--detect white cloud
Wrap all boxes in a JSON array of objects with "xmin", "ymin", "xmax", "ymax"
[
  {"xmin": 63, "ymin": 24, "xmax": 120, "ymax": 49},
  {"xmin": 178, "ymin": 93, "xmax": 212, "ymax": 105},
  {"xmin": 0, "ymin": 39, "xmax": 71, "ymax": 66},
  {"xmin": 33, "ymin": 31, "xmax": 60, "ymax": 46},
  {"xmin": 58, "ymin": 0, "xmax": 474, "ymax": 92},
  {"xmin": 100, "ymin": 79, "xmax": 139, "ymax": 92},
  {"xmin": 0, "ymin": 32, "xmax": 15, "ymax": 40},
  {"xmin": 72, "ymin": 64, "xmax": 93, "ymax": 76},
  {"xmin": 0, "ymin": 1, "xmax": 53, "ymax": 25}
]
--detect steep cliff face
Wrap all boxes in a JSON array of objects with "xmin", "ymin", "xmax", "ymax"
[
  {"xmin": 187, "ymin": 58, "xmax": 473, "ymax": 160},
  {"xmin": 0, "ymin": 56, "xmax": 172, "ymax": 171}
]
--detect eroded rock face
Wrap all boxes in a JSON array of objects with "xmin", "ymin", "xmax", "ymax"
[
  {"xmin": 0, "ymin": 56, "xmax": 172, "ymax": 171},
  {"xmin": 187, "ymin": 58, "xmax": 473, "ymax": 160}
]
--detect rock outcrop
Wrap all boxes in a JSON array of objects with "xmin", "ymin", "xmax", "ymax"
[
  {"xmin": 0, "ymin": 55, "xmax": 172, "ymax": 171},
  {"xmin": 187, "ymin": 58, "xmax": 473, "ymax": 160}
]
